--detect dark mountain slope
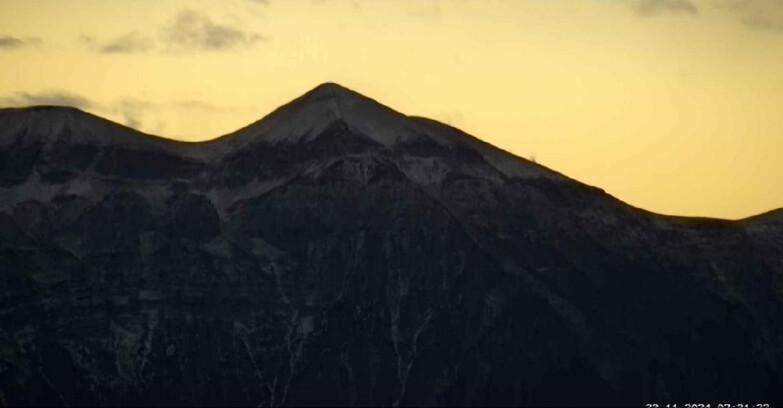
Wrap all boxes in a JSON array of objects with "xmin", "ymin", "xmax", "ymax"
[{"xmin": 0, "ymin": 83, "xmax": 781, "ymax": 406}]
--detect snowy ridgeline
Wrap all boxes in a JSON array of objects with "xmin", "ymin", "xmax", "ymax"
[{"xmin": 0, "ymin": 83, "xmax": 560, "ymax": 186}]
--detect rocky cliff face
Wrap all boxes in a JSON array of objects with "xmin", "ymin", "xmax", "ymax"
[{"xmin": 1, "ymin": 83, "xmax": 781, "ymax": 406}]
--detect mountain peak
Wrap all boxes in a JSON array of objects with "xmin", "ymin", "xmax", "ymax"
[
  {"xmin": 305, "ymin": 82, "xmax": 357, "ymax": 99},
  {"xmin": 296, "ymin": 82, "xmax": 388, "ymax": 118},
  {"xmin": 221, "ymin": 82, "xmax": 419, "ymax": 148},
  {"xmin": 0, "ymin": 104, "xmax": 183, "ymax": 152},
  {"xmin": 213, "ymin": 82, "xmax": 561, "ymax": 181},
  {"xmin": 0, "ymin": 83, "xmax": 560, "ymax": 182}
]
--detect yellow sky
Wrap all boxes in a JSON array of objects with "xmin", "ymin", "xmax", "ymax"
[{"xmin": 1, "ymin": 0, "xmax": 781, "ymax": 219}]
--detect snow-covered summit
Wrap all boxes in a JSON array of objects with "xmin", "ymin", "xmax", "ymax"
[
  {"xmin": 0, "ymin": 105, "xmax": 183, "ymax": 153},
  {"xmin": 215, "ymin": 82, "xmax": 434, "ymax": 150},
  {"xmin": 0, "ymin": 83, "xmax": 562, "ymax": 180},
  {"xmin": 303, "ymin": 82, "xmax": 362, "ymax": 101},
  {"xmin": 212, "ymin": 82, "xmax": 561, "ymax": 179}
]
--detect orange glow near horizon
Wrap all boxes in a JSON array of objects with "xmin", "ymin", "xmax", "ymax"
[{"xmin": 1, "ymin": 0, "xmax": 782, "ymax": 219}]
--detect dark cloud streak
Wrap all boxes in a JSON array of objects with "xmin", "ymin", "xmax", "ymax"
[
  {"xmin": 0, "ymin": 90, "xmax": 258, "ymax": 132},
  {"xmin": 743, "ymin": 16, "xmax": 783, "ymax": 34},
  {"xmin": 76, "ymin": 8, "xmax": 267, "ymax": 55},
  {"xmin": 714, "ymin": 1, "xmax": 783, "ymax": 35},
  {"xmin": 99, "ymin": 31, "xmax": 154, "ymax": 54},
  {"xmin": 0, "ymin": 35, "xmax": 42, "ymax": 50},
  {"xmin": 78, "ymin": 31, "xmax": 154, "ymax": 54},
  {"xmin": 160, "ymin": 9, "xmax": 267, "ymax": 51},
  {"xmin": 633, "ymin": 0, "xmax": 698, "ymax": 17},
  {"xmin": 0, "ymin": 91, "xmax": 94, "ymax": 109}
]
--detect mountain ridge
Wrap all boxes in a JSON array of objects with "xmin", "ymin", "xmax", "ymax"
[
  {"xmin": 0, "ymin": 83, "xmax": 778, "ymax": 221},
  {"xmin": 1, "ymin": 82, "xmax": 782, "ymax": 406}
]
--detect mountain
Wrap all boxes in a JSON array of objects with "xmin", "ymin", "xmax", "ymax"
[{"xmin": 1, "ymin": 83, "xmax": 781, "ymax": 406}]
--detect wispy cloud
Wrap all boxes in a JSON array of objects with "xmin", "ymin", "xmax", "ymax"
[
  {"xmin": 743, "ymin": 15, "xmax": 783, "ymax": 34},
  {"xmin": 5, "ymin": 92, "xmax": 155, "ymax": 131},
  {"xmin": 0, "ymin": 90, "xmax": 258, "ymax": 132},
  {"xmin": 112, "ymin": 98, "xmax": 259, "ymax": 131},
  {"xmin": 632, "ymin": 0, "xmax": 698, "ymax": 17},
  {"xmin": 0, "ymin": 35, "xmax": 42, "ymax": 50},
  {"xmin": 114, "ymin": 98, "xmax": 154, "ymax": 129},
  {"xmin": 99, "ymin": 31, "xmax": 155, "ymax": 54},
  {"xmin": 78, "ymin": 31, "xmax": 155, "ymax": 54},
  {"xmin": 160, "ymin": 9, "xmax": 268, "ymax": 52},
  {"xmin": 713, "ymin": 1, "xmax": 783, "ymax": 35},
  {"xmin": 171, "ymin": 100, "xmax": 249, "ymax": 113},
  {"xmin": 0, "ymin": 91, "xmax": 94, "ymax": 109},
  {"xmin": 108, "ymin": 97, "xmax": 258, "ymax": 130}
]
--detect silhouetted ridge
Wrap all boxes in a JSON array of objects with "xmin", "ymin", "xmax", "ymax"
[
  {"xmin": 742, "ymin": 207, "xmax": 783, "ymax": 224},
  {"xmin": 300, "ymin": 82, "xmax": 365, "ymax": 102},
  {"xmin": 0, "ymin": 105, "xmax": 193, "ymax": 151},
  {"xmin": 1, "ymin": 81, "xmax": 783, "ymax": 407},
  {"xmin": 0, "ymin": 83, "xmax": 779, "ymax": 217}
]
